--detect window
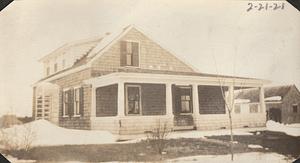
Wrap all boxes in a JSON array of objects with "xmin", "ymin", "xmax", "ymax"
[
  {"xmin": 46, "ymin": 67, "xmax": 50, "ymax": 76},
  {"xmin": 181, "ymin": 95, "xmax": 191, "ymax": 113},
  {"xmin": 63, "ymin": 90, "xmax": 69, "ymax": 116},
  {"xmin": 234, "ymin": 104, "xmax": 241, "ymax": 114},
  {"xmin": 54, "ymin": 63, "xmax": 58, "ymax": 72},
  {"xmin": 293, "ymin": 104, "xmax": 298, "ymax": 113},
  {"xmin": 62, "ymin": 59, "xmax": 65, "ymax": 69},
  {"xmin": 121, "ymin": 41, "xmax": 139, "ymax": 67},
  {"xmin": 179, "ymin": 87, "xmax": 192, "ymax": 113},
  {"xmin": 126, "ymin": 85, "xmax": 141, "ymax": 115},
  {"xmin": 250, "ymin": 104, "xmax": 259, "ymax": 113},
  {"xmin": 63, "ymin": 87, "xmax": 83, "ymax": 117},
  {"xmin": 74, "ymin": 88, "xmax": 81, "ymax": 116}
]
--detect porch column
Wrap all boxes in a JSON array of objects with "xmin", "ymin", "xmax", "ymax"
[
  {"xmin": 259, "ymin": 87, "xmax": 266, "ymax": 113},
  {"xmin": 165, "ymin": 83, "xmax": 173, "ymax": 117},
  {"xmin": 118, "ymin": 81, "xmax": 125, "ymax": 117},
  {"xmin": 192, "ymin": 84, "xmax": 200, "ymax": 116}
]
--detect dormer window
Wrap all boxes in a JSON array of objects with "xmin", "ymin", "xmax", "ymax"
[
  {"xmin": 62, "ymin": 59, "xmax": 65, "ymax": 69},
  {"xmin": 46, "ymin": 67, "xmax": 50, "ymax": 76},
  {"xmin": 120, "ymin": 41, "xmax": 139, "ymax": 67},
  {"xmin": 54, "ymin": 63, "xmax": 58, "ymax": 72}
]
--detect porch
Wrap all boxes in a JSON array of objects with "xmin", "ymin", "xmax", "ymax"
[{"xmin": 85, "ymin": 72, "xmax": 268, "ymax": 135}]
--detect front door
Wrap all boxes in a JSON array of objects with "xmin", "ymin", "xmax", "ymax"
[{"xmin": 173, "ymin": 85, "xmax": 194, "ymax": 127}]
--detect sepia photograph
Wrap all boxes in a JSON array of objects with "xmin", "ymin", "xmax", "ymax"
[{"xmin": 0, "ymin": 0, "xmax": 299, "ymax": 162}]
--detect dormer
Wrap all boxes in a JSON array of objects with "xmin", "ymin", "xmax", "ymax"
[{"xmin": 39, "ymin": 37, "xmax": 102, "ymax": 77}]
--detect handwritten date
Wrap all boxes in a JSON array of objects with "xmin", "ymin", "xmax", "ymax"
[{"xmin": 247, "ymin": 2, "xmax": 285, "ymax": 12}]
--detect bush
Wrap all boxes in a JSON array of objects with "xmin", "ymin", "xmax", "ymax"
[
  {"xmin": 0, "ymin": 123, "xmax": 36, "ymax": 154},
  {"xmin": 146, "ymin": 120, "xmax": 171, "ymax": 155}
]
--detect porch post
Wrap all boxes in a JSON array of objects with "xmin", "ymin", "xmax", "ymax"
[
  {"xmin": 165, "ymin": 83, "xmax": 173, "ymax": 117},
  {"xmin": 259, "ymin": 87, "xmax": 266, "ymax": 113},
  {"xmin": 118, "ymin": 81, "xmax": 125, "ymax": 117},
  {"xmin": 192, "ymin": 84, "xmax": 200, "ymax": 116}
]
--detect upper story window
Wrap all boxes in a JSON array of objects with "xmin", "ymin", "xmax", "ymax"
[
  {"xmin": 120, "ymin": 41, "xmax": 139, "ymax": 67},
  {"xmin": 46, "ymin": 67, "xmax": 50, "ymax": 76},
  {"xmin": 62, "ymin": 59, "xmax": 65, "ymax": 69},
  {"xmin": 54, "ymin": 63, "xmax": 58, "ymax": 72}
]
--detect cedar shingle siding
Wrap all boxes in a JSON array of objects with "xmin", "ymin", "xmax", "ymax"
[
  {"xmin": 96, "ymin": 84, "xmax": 118, "ymax": 117},
  {"xmin": 91, "ymin": 28, "xmax": 195, "ymax": 75},
  {"xmin": 198, "ymin": 86, "xmax": 226, "ymax": 114}
]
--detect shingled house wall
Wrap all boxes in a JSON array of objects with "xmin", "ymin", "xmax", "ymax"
[
  {"xmin": 281, "ymin": 86, "xmax": 300, "ymax": 124},
  {"xmin": 50, "ymin": 68, "xmax": 92, "ymax": 129},
  {"xmin": 90, "ymin": 28, "xmax": 195, "ymax": 76}
]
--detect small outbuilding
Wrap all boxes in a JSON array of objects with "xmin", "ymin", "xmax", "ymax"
[{"xmin": 235, "ymin": 85, "xmax": 300, "ymax": 124}]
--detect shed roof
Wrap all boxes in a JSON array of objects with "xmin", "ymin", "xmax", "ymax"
[{"xmin": 235, "ymin": 85, "xmax": 298, "ymax": 102}]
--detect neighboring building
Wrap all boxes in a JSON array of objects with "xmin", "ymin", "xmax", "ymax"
[
  {"xmin": 0, "ymin": 114, "xmax": 23, "ymax": 128},
  {"xmin": 235, "ymin": 85, "xmax": 300, "ymax": 124},
  {"xmin": 32, "ymin": 25, "xmax": 268, "ymax": 136}
]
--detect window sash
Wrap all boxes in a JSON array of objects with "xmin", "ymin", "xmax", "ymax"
[
  {"xmin": 74, "ymin": 88, "xmax": 81, "ymax": 116},
  {"xmin": 126, "ymin": 85, "xmax": 141, "ymax": 115}
]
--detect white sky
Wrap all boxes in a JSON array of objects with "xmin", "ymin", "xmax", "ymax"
[{"xmin": 0, "ymin": 0, "xmax": 299, "ymax": 116}]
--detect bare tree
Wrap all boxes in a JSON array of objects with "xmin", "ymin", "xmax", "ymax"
[
  {"xmin": 212, "ymin": 42, "xmax": 248, "ymax": 161},
  {"xmin": 146, "ymin": 119, "xmax": 171, "ymax": 156},
  {"xmin": 0, "ymin": 123, "xmax": 36, "ymax": 153}
]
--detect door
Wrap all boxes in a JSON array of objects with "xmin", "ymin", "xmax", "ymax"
[
  {"xmin": 172, "ymin": 85, "xmax": 194, "ymax": 127},
  {"xmin": 269, "ymin": 108, "xmax": 282, "ymax": 123}
]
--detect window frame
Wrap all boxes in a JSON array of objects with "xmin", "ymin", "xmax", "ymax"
[
  {"xmin": 249, "ymin": 103, "xmax": 259, "ymax": 113},
  {"xmin": 62, "ymin": 88, "xmax": 70, "ymax": 117},
  {"xmin": 125, "ymin": 84, "xmax": 142, "ymax": 116},
  {"xmin": 292, "ymin": 104, "xmax": 298, "ymax": 113},
  {"xmin": 73, "ymin": 86, "xmax": 81, "ymax": 117},
  {"xmin": 234, "ymin": 104, "xmax": 241, "ymax": 114},
  {"xmin": 123, "ymin": 40, "xmax": 140, "ymax": 67},
  {"xmin": 178, "ymin": 86, "xmax": 193, "ymax": 114},
  {"xmin": 54, "ymin": 63, "xmax": 58, "ymax": 72},
  {"xmin": 46, "ymin": 67, "xmax": 50, "ymax": 76}
]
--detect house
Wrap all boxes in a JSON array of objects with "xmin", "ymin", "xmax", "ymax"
[
  {"xmin": 32, "ymin": 25, "xmax": 269, "ymax": 136},
  {"xmin": 235, "ymin": 85, "xmax": 300, "ymax": 124}
]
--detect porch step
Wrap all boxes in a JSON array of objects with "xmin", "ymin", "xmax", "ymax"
[{"xmin": 173, "ymin": 125, "xmax": 196, "ymax": 131}]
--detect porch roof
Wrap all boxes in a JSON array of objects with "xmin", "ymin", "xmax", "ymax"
[
  {"xmin": 85, "ymin": 70, "xmax": 270, "ymax": 88},
  {"xmin": 116, "ymin": 68, "xmax": 259, "ymax": 80}
]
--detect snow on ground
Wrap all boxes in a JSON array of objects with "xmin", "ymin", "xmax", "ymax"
[
  {"xmin": 247, "ymin": 144, "xmax": 263, "ymax": 149},
  {"xmin": 167, "ymin": 127, "xmax": 259, "ymax": 139},
  {"xmin": 264, "ymin": 96, "xmax": 282, "ymax": 101},
  {"xmin": 168, "ymin": 152, "xmax": 292, "ymax": 163},
  {"xmin": 266, "ymin": 120, "xmax": 300, "ymax": 137},
  {"xmin": 121, "ymin": 127, "xmax": 265, "ymax": 143},
  {"xmin": 4, "ymin": 155, "xmax": 36, "ymax": 163},
  {"xmin": 234, "ymin": 99, "xmax": 250, "ymax": 103},
  {"xmin": 0, "ymin": 120, "xmax": 117, "ymax": 147}
]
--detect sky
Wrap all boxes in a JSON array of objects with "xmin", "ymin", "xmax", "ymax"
[{"xmin": 0, "ymin": 0, "xmax": 299, "ymax": 116}]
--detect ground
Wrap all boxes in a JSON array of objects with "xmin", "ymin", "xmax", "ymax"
[{"xmin": 2, "ymin": 131, "xmax": 299, "ymax": 162}]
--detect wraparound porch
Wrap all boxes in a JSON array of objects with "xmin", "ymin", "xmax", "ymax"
[{"xmin": 85, "ymin": 72, "xmax": 268, "ymax": 135}]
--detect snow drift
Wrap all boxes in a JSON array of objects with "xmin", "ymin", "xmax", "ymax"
[
  {"xmin": 266, "ymin": 120, "xmax": 300, "ymax": 137},
  {"xmin": 169, "ymin": 152, "xmax": 291, "ymax": 163},
  {"xmin": 0, "ymin": 120, "xmax": 117, "ymax": 147}
]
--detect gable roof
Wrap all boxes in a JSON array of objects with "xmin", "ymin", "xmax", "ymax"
[
  {"xmin": 37, "ymin": 25, "xmax": 200, "ymax": 81},
  {"xmin": 235, "ymin": 85, "xmax": 298, "ymax": 102},
  {"xmin": 36, "ymin": 25, "xmax": 266, "ymax": 83}
]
